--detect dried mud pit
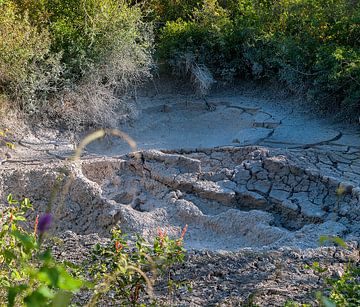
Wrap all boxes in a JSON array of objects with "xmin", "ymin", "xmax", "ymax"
[
  {"xmin": 2, "ymin": 145, "xmax": 360, "ymax": 305},
  {"xmin": 2, "ymin": 146, "xmax": 359, "ymax": 251},
  {"xmin": 2, "ymin": 80, "xmax": 359, "ymax": 304}
]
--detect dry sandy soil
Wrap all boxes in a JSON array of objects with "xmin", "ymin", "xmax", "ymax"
[{"xmin": 1, "ymin": 78, "xmax": 359, "ymax": 305}]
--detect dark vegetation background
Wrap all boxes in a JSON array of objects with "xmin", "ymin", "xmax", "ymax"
[{"xmin": 0, "ymin": 0, "xmax": 359, "ymax": 128}]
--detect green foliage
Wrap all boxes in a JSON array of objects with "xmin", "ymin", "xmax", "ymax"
[
  {"xmin": 0, "ymin": 194, "xmax": 85, "ymax": 306},
  {"xmin": 0, "ymin": 0, "xmax": 153, "ymax": 123},
  {"xmin": 139, "ymin": 0, "xmax": 201, "ymax": 23},
  {"xmin": 86, "ymin": 226, "xmax": 187, "ymax": 305},
  {"xmin": 0, "ymin": 0, "xmax": 62, "ymax": 112},
  {"xmin": 302, "ymin": 237, "xmax": 360, "ymax": 307},
  {"xmin": 158, "ymin": 0, "xmax": 360, "ymax": 119},
  {"xmin": 319, "ymin": 235, "xmax": 348, "ymax": 249},
  {"xmin": 0, "ymin": 193, "xmax": 187, "ymax": 305},
  {"xmin": 324, "ymin": 264, "xmax": 360, "ymax": 306},
  {"xmin": 45, "ymin": 0, "xmax": 153, "ymax": 84},
  {"xmin": 159, "ymin": 0, "xmax": 234, "ymax": 77}
]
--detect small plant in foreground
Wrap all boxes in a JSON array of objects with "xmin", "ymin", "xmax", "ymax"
[
  {"xmin": 0, "ymin": 192, "xmax": 189, "ymax": 306},
  {"xmin": 0, "ymin": 194, "xmax": 85, "ymax": 306},
  {"xmin": 323, "ymin": 264, "xmax": 360, "ymax": 306},
  {"xmin": 86, "ymin": 225, "xmax": 188, "ymax": 305},
  {"xmin": 303, "ymin": 236, "xmax": 359, "ymax": 307}
]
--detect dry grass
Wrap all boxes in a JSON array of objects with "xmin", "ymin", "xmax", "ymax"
[
  {"xmin": 38, "ymin": 43, "xmax": 151, "ymax": 131},
  {"xmin": 191, "ymin": 63, "xmax": 215, "ymax": 97},
  {"xmin": 171, "ymin": 52, "xmax": 215, "ymax": 97}
]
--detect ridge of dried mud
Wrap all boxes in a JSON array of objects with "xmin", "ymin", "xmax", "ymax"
[{"xmin": 2, "ymin": 146, "xmax": 359, "ymax": 250}]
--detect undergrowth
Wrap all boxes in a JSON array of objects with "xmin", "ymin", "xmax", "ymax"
[
  {"xmin": 156, "ymin": 0, "xmax": 360, "ymax": 120},
  {"xmin": 0, "ymin": 0, "xmax": 153, "ymax": 129},
  {"xmin": 285, "ymin": 236, "xmax": 360, "ymax": 307},
  {"xmin": 1, "ymin": 0, "xmax": 359, "ymax": 125},
  {"xmin": 2, "ymin": 192, "xmax": 356, "ymax": 305}
]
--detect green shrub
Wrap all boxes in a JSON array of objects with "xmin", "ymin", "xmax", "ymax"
[
  {"xmin": 0, "ymin": 0, "xmax": 154, "ymax": 127},
  {"xmin": 158, "ymin": 0, "xmax": 360, "ymax": 119},
  {"xmin": 45, "ymin": 0, "xmax": 154, "ymax": 129},
  {"xmin": 0, "ymin": 1, "xmax": 62, "ymax": 112},
  {"xmin": 86, "ymin": 226, "xmax": 187, "ymax": 305},
  {"xmin": 45, "ymin": 0, "xmax": 153, "ymax": 84},
  {"xmin": 324, "ymin": 264, "xmax": 360, "ymax": 306},
  {"xmin": 0, "ymin": 194, "xmax": 85, "ymax": 306},
  {"xmin": 140, "ymin": 0, "xmax": 201, "ymax": 23},
  {"xmin": 159, "ymin": 0, "xmax": 233, "ymax": 75},
  {"xmin": 302, "ymin": 236, "xmax": 360, "ymax": 307}
]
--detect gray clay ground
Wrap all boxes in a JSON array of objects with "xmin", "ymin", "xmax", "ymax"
[{"xmin": 1, "ymin": 79, "xmax": 359, "ymax": 305}]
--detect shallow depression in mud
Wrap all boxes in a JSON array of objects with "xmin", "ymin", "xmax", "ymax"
[{"xmin": 1, "ymin": 146, "xmax": 359, "ymax": 251}]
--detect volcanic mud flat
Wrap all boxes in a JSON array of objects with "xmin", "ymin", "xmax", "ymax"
[
  {"xmin": 1, "ymin": 146, "xmax": 359, "ymax": 250},
  {"xmin": 1, "ymin": 145, "xmax": 359, "ymax": 305}
]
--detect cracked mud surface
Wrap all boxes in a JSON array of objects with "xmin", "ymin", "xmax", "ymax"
[
  {"xmin": 1, "ymin": 146, "xmax": 359, "ymax": 251},
  {"xmin": 1, "ymin": 80, "xmax": 359, "ymax": 305}
]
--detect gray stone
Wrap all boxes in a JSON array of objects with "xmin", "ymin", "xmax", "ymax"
[
  {"xmin": 233, "ymin": 165, "xmax": 251, "ymax": 183},
  {"xmin": 299, "ymin": 201, "xmax": 324, "ymax": 219},
  {"xmin": 269, "ymin": 189, "xmax": 290, "ymax": 201},
  {"xmin": 252, "ymin": 180, "xmax": 272, "ymax": 195}
]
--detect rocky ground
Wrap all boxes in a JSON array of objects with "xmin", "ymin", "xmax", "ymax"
[{"xmin": 0, "ymin": 79, "xmax": 359, "ymax": 305}]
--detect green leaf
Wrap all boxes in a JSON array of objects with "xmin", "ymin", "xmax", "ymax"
[
  {"xmin": 11, "ymin": 269, "xmax": 23, "ymax": 281},
  {"xmin": 2, "ymin": 249, "xmax": 17, "ymax": 262},
  {"xmin": 7, "ymin": 194, "xmax": 18, "ymax": 205},
  {"xmin": 319, "ymin": 235, "xmax": 348, "ymax": 249},
  {"xmin": 13, "ymin": 216, "xmax": 27, "ymax": 222},
  {"xmin": 24, "ymin": 286, "xmax": 53, "ymax": 307},
  {"xmin": 11, "ymin": 230, "xmax": 36, "ymax": 251},
  {"xmin": 39, "ymin": 249, "xmax": 53, "ymax": 263},
  {"xmin": 37, "ymin": 267, "xmax": 60, "ymax": 287},
  {"xmin": 50, "ymin": 290, "xmax": 72, "ymax": 307},
  {"xmin": 332, "ymin": 237, "xmax": 347, "ymax": 249},
  {"xmin": 21, "ymin": 198, "xmax": 32, "ymax": 209},
  {"xmin": 0, "ymin": 277, "xmax": 10, "ymax": 287},
  {"xmin": 57, "ymin": 267, "xmax": 83, "ymax": 291},
  {"xmin": 7, "ymin": 284, "xmax": 27, "ymax": 307}
]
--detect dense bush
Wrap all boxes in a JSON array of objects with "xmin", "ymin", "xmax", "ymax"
[
  {"xmin": 158, "ymin": 0, "xmax": 360, "ymax": 119},
  {"xmin": 139, "ymin": 0, "xmax": 201, "ymax": 23},
  {"xmin": 1, "ymin": 0, "xmax": 359, "ymax": 122},
  {"xmin": 0, "ymin": 1, "xmax": 62, "ymax": 112},
  {"xmin": 46, "ymin": 0, "xmax": 154, "ymax": 128},
  {"xmin": 0, "ymin": 0, "xmax": 153, "ymax": 128}
]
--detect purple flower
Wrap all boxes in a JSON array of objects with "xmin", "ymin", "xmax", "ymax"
[{"xmin": 38, "ymin": 213, "xmax": 52, "ymax": 233}]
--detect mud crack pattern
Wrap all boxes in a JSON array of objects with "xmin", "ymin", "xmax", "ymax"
[{"xmin": 2, "ymin": 146, "xmax": 357, "ymax": 251}]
